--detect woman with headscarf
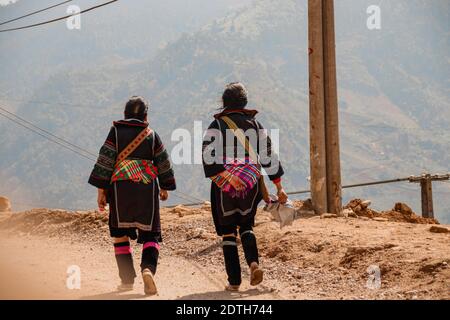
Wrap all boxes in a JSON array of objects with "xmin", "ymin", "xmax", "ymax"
[
  {"xmin": 202, "ymin": 82, "xmax": 288, "ymax": 291},
  {"xmin": 88, "ymin": 96, "xmax": 176, "ymax": 295}
]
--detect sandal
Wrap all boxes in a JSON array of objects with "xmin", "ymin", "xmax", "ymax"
[
  {"xmin": 142, "ymin": 268, "xmax": 158, "ymax": 295},
  {"xmin": 117, "ymin": 282, "xmax": 134, "ymax": 292},
  {"xmin": 225, "ymin": 284, "xmax": 240, "ymax": 292},
  {"xmin": 250, "ymin": 262, "xmax": 264, "ymax": 286}
]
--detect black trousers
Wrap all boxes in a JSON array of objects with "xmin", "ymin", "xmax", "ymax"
[
  {"xmin": 114, "ymin": 237, "xmax": 160, "ymax": 284},
  {"xmin": 221, "ymin": 224, "xmax": 259, "ymax": 286}
]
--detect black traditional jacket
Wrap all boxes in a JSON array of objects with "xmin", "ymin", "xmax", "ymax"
[
  {"xmin": 88, "ymin": 119, "xmax": 176, "ymax": 191},
  {"xmin": 202, "ymin": 108, "xmax": 284, "ymax": 182}
]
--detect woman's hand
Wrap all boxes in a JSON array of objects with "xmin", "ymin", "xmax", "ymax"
[
  {"xmin": 274, "ymin": 181, "xmax": 288, "ymax": 204},
  {"xmin": 277, "ymin": 188, "xmax": 288, "ymax": 204},
  {"xmin": 160, "ymin": 189, "xmax": 169, "ymax": 201},
  {"xmin": 97, "ymin": 189, "xmax": 107, "ymax": 212}
]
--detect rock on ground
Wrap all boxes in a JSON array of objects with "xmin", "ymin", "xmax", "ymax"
[{"xmin": 0, "ymin": 196, "xmax": 11, "ymax": 212}]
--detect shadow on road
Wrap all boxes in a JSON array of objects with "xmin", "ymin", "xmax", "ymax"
[
  {"xmin": 80, "ymin": 291, "xmax": 147, "ymax": 300},
  {"xmin": 176, "ymin": 288, "xmax": 274, "ymax": 300}
]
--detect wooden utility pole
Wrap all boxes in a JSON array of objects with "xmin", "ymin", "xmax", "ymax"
[
  {"xmin": 322, "ymin": 0, "xmax": 342, "ymax": 214},
  {"xmin": 308, "ymin": 0, "xmax": 328, "ymax": 214},
  {"xmin": 308, "ymin": 0, "xmax": 342, "ymax": 215},
  {"xmin": 409, "ymin": 173, "xmax": 450, "ymax": 218},
  {"xmin": 420, "ymin": 175, "xmax": 433, "ymax": 218}
]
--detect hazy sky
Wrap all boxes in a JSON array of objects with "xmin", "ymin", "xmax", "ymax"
[{"xmin": 0, "ymin": 0, "xmax": 18, "ymax": 6}]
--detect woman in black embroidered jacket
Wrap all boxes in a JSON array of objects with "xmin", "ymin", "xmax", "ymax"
[
  {"xmin": 88, "ymin": 96, "xmax": 176, "ymax": 295},
  {"xmin": 202, "ymin": 83, "xmax": 288, "ymax": 291}
]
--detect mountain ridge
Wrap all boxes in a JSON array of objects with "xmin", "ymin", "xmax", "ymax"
[{"xmin": 0, "ymin": 0, "xmax": 449, "ymax": 222}]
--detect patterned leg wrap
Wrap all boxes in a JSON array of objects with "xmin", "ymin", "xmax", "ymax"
[
  {"xmin": 239, "ymin": 227, "xmax": 259, "ymax": 266},
  {"xmin": 114, "ymin": 241, "xmax": 136, "ymax": 284},
  {"xmin": 141, "ymin": 241, "xmax": 160, "ymax": 275},
  {"xmin": 222, "ymin": 236, "xmax": 241, "ymax": 286}
]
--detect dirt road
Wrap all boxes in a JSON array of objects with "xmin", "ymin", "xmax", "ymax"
[
  {"xmin": 0, "ymin": 234, "xmax": 281, "ymax": 300},
  {"xmin": 0, "ymin": 204, "xmax": 449, "ymax": 300}
]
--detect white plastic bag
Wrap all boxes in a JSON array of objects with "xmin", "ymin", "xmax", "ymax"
[{"xmin": 263, "ymin": 195, "xmax": 298, "ymax": 228}]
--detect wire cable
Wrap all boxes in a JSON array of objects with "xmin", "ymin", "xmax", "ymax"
[
  {"xmin": 170, "ymin": 192, "xmax": 201, "ymax": 204},
  {"xmin": 173, "ymin": 189, "xmax": 206, "ymax": 203},
  {"xmin": 0, "ymin": 106, "xmax": 98, "ymax": 158},
  {"xmin": 0, "ymin": 0, "xmax": 73, "ymax": 26},
  {"xmin": 0, "ymin": 0, "xmax": 119, "ymax": 33},
  {"xmin": 0, "ymin": 110, "xmax": 97, "ymax": 162},
  {"xmin": 0, "ymin": 108, "xmax": 206, "ymax": 204},
  {"xmin": 2, "ymin": 106, "xmax": 448, "ymax": 207},
  {"xmin": 287, "ymin": 177, "xmax": 413, "ymax": 196}
]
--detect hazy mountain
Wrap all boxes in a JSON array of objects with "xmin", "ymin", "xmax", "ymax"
[
  {"xmin": 0, "ymin": 0, "xmax": 252, "ymax": 98},
  {"xmin": 0, "ymin": 0, "xmax": 449, "ymax": 222}
]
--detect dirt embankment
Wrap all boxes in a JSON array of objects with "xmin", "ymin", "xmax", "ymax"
[
  {"xmin": 0, "ymin": 196, "xmax": 11, "ymax": 212},
  {"xmin": 0, "ymin": 199, "xmax": 449, "ymax": 300},
  {"xmin": 343, "ymin": 199, "xmax": 439, "ymax": 224}
]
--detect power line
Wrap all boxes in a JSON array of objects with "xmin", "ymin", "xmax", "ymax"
[
  {"xmin": 0, "ymin": 0, "xmax": 73, "ymax": 26},
  {"xmin": 1, "ymin": 108, "xmax": 447, "ymax": 207},
  {"xmin": 9, "ymin": 176, "xmax": 450, "ymax": 211},
  {"xmin": 287, "ymin": 177, "xmax": 412, "ymax": 196},
  {"xmin": 165, "ymin": 201, "xmax": 204, "ymax": 208},
  {"xmin": 0, "ymin": 106, "xmax": 98, "ymax": 158},
  {"xmin": 170, "ymin": 192, "xmax": 201, "ymax": 205},
  {"xmin": 2, "ymin": 103, "xmax": 446, "ymax": 208},
  {"xmin": 3, "ymin": 97, "xmax": 449, "ymax": 134},
  {"xmin": 4, "ymin": 110, "xmax": 201, "ymax": 204},
  {"xmin": 0, "ymin": 110, "xmax": 97, "ymax": 162},
  {"xmin": 343, "ymin": 177, "xmax": 412, "ymax": 189},
  {"xmin": 0, "ymin": 108, "xmax": 205, "ymax": 204},
  {"xmin": 172, "ymin": 189, "xmax": 206, "ymax": 203},
  {"xmin": 0, "ymin": 0, "xmax": 119, "ymax": 33},
  {"xmin": 287, "ymin": 175, "xmax": 450, "ymax": 197}
]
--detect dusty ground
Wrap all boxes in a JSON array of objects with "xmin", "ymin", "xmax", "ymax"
[{"xmin": 0, "ymin": 201, "xmax": 448, "ymax": 300}]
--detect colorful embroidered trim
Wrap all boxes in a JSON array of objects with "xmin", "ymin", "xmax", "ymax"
[
  {"xmin": 116, "ymin": 128, "xmax": 151, "ymax": 163},
  {"xmin": 143, "ymin": 242, "xmax": 160, "ymax": 251},
  {"xmin": 114, "ymin": 246, "xmax": 132, "ymax": 255}
]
